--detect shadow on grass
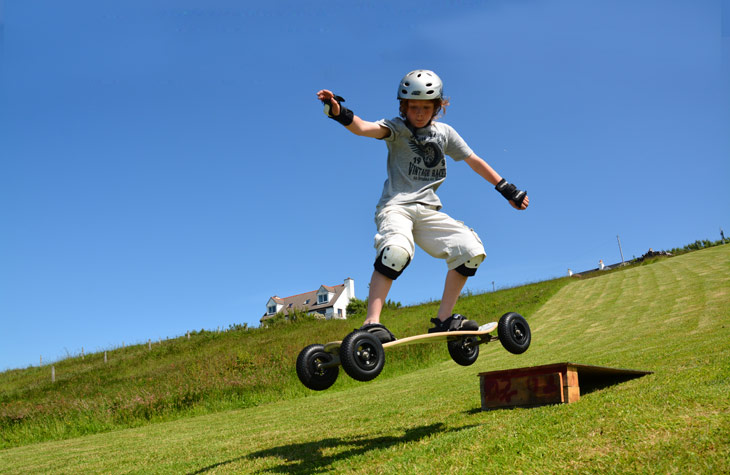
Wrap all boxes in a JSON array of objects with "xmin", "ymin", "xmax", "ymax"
[{"xmin": 188, "ymin": 422, "xmax": 476, "ymax": 474}]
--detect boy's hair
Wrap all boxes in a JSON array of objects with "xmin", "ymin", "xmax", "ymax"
[{"xmin": 399, "ymin": 97, "xmax": 450, "ymax": 121}]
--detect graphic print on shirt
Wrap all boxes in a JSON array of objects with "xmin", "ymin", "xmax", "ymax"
[{"xmin": 407, "ymin": 136, "xmax": 446, "ymax": 182}]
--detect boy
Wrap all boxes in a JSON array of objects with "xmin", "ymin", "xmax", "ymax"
[{"xmin": 317, "ymin": 69, "xmax": 528, "ymax": 343}]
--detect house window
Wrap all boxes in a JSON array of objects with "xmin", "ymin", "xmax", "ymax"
[
  {"xmin": 318, "ymin": 294, "xmax": 328, "ymax": 304},
  {"xmin": 338, "ymin": 308, "xmax": 343, "ymax": 318},
  {"xmin": 268, "ymin": 305, "xmax": 277, "ymax": 315}
]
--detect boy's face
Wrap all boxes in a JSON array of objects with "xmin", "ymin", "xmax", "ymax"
[{"xmin": 406, "ymin": 100, "xmax": 435, "ymax": 128}]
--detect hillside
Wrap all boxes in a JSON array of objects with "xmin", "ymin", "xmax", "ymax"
[
  {"xmin": 1, "ymin": 269, "xmax": 568, "ymax": 449},
  {"xmin": 1, "ymin": 245, "xmax": 728, "ymax": 472}
]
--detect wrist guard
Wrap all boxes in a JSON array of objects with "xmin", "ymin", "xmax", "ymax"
[
  {"xmin": 322, "ymin": 94, "xmax": 354, "ymax": 126},
  {"xmin": 495, "ymin": 178, "xmax": 526, "ymax": 207}
]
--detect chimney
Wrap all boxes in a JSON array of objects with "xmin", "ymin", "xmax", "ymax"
[{"xmin": 344, "ymin": 277, "xmax": 355, "ymax": 300}]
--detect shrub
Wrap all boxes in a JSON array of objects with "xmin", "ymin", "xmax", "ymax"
[
  {"xmin": 346, "ymin": 297, "xmax": 401, "ymax": 320},
  {"xmin": 346, "ymin": 298, "xmax": 368, "ymax": 319},
  {"xmin": 261, "ymin": 308, "xmax": 319, "ymax": 328}
]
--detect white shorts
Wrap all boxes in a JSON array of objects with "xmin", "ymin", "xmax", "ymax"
[{"xmin": 374, "ymin": 203, "xmax": 486, "ymax": 271}]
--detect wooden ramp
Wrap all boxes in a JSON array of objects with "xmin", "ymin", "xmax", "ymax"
[{"xmin": 478, "ymin": 362, "xmax": 652, "ymax": 410}]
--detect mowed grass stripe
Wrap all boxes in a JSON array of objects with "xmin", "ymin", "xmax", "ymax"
[
  {"xmin": 1, "ymin": 246, "xmax": 728, "ymax": 473},
  {"xmin": 534, "ymin": 247, "xmax": 728, "ymax": 366}
]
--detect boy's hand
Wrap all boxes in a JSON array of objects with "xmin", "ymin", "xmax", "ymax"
[
  {"xmin": 315, "ymin": 90, "xmax": 385, "ymax": 137},
  {"xmin": 317, "ymin": 89, "xmax": 341, "ymax": 117},
  {"xmin": 495, "ymin": 178, "xmax": 528, "ymax": 210},
  {"xmin": 509, "ymin": 194, "xmax": 529, "ymax": 210}
]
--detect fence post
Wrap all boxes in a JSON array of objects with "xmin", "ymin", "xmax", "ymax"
[
  {"xmin": 52, "ymin": 366, "xmax": 56, "ymax": 383},
  {"xmin": 81, "ymin": 347, "xmax": 84, "ymax": 360},
  {"xmin": 148, "ymin": 339, "xmax": 151, "ymax": 350},
  {"xmin": 40, "ymin": 355, "xmax": 42, "ymax": 366},
  {"xmin": 104, "ymin": 351, "xmax": 108, "ymax": 364}
]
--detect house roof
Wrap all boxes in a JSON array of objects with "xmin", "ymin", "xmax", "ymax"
[{"xmin": 262, "ymin": 283, "xmax": 346, "ymax": 319}]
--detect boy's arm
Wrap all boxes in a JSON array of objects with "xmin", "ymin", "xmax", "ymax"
[
  {"xmin": 464, "ymin": 153, "xmax": 529, "ymax": 210},
  {"xmin": 348, "ymin": 115, "xmax": 391, "ymax": 139},
  {"xmin": 316, "ymin": 89, "xmax": 390, "ymax": 139},
  {"xmin": 463, "ymin": 153, "xmax": 502, "ymax": 186}
]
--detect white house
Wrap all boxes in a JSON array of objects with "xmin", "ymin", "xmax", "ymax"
[{"xmin": 261, "ymin": 278, "xmax": 356, "ymax": 324}]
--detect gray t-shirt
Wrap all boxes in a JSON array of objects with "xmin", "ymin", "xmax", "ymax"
[{"xmin": 375, "ymin": 117, "xmax": 474, "ymax": 209}]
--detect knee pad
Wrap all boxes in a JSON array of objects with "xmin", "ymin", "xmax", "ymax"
[
  {"xmin": 455, "ymin": 255, "xmax": 485, "ymax": 277},
  {"xmin": 374, "ymin": 245, "xmax": 411, "ymax": 280}
]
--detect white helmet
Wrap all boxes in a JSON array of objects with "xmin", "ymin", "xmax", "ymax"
[{"xmin": 398, "ymin": 70, "xmax": 443, "ymax": 100}]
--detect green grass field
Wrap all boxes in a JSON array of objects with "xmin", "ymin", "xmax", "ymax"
[
  {"xmin": 1, "ymin": 245, "xmax": 728, "ymax": 473},
  {"xmin": 0, "ymin": 273, "xmax": 568, "ymax": 450}
]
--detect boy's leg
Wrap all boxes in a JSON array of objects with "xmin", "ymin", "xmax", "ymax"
[
  {"xmin": 360, "ymin": 270, "xmax": 398, "ymax": 343},
  {"xmin": 413, "ymin": 207, "xmax": 484, "ymax": 332},
  {"xmin": 429, "ymin": 269, "xmax": 478, "ymax": 332},
  {"xmin": 363, "ymin": 269, "xmax": 393, "ymax": 325},
  {"xmin": 364, "ymin": 205, "xmax": 414, "ymax": 329},
  {"xmin": 436, "ymin": 269, "xmax": 468, "ymax": 320}
]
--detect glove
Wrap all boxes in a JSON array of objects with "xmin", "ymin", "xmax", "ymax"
[
  {"xmin": 495, "ymin": 178, "xmax": 527, "ymax": 208},
  {"xmin": 322, "ymin": 94, "xmax": 354, "ymax": 126}
]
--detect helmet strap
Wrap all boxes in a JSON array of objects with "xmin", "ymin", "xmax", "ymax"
[{"xmin": 404, "ymin": 118, "xmax": 432, "ymax": 135}]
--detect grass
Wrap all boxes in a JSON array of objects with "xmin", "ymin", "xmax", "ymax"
[
  {"xmin": 0, "ymin": 267, "xmax": 567, "ymax": 449},
  {"xmin": 0, "ymin": 245, "xmax": 728, "ymax": 473}
]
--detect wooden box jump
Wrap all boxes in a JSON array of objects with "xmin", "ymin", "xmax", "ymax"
[{"xmin": 478, "ymin": 362, "xmax": 652, "ymax": 410}]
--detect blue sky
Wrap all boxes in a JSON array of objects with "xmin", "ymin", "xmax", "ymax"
[{"xmin": 1, "ymin": 0, "xmax": 728, "ymax": 371}]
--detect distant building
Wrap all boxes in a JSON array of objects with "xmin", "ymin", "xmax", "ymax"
[{"xmin": 261, "ymin": 278, "xmax": 356, "ymax": 324}]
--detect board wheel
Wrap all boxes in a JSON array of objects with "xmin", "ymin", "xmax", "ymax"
[
  {"xmin": 339, "ymin": 330, "xmax": 385, "ymax": 382},
  {"xmin": 447, "ymin": 336, "xmax": 480, "ymax": 366},
  {"xmin": 296, "ymin": 344, "xmax": 339, "ymax": 391},
  {"xmin": 498, "ymin": 312, "xmax": 531, "ymax": 354}
]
